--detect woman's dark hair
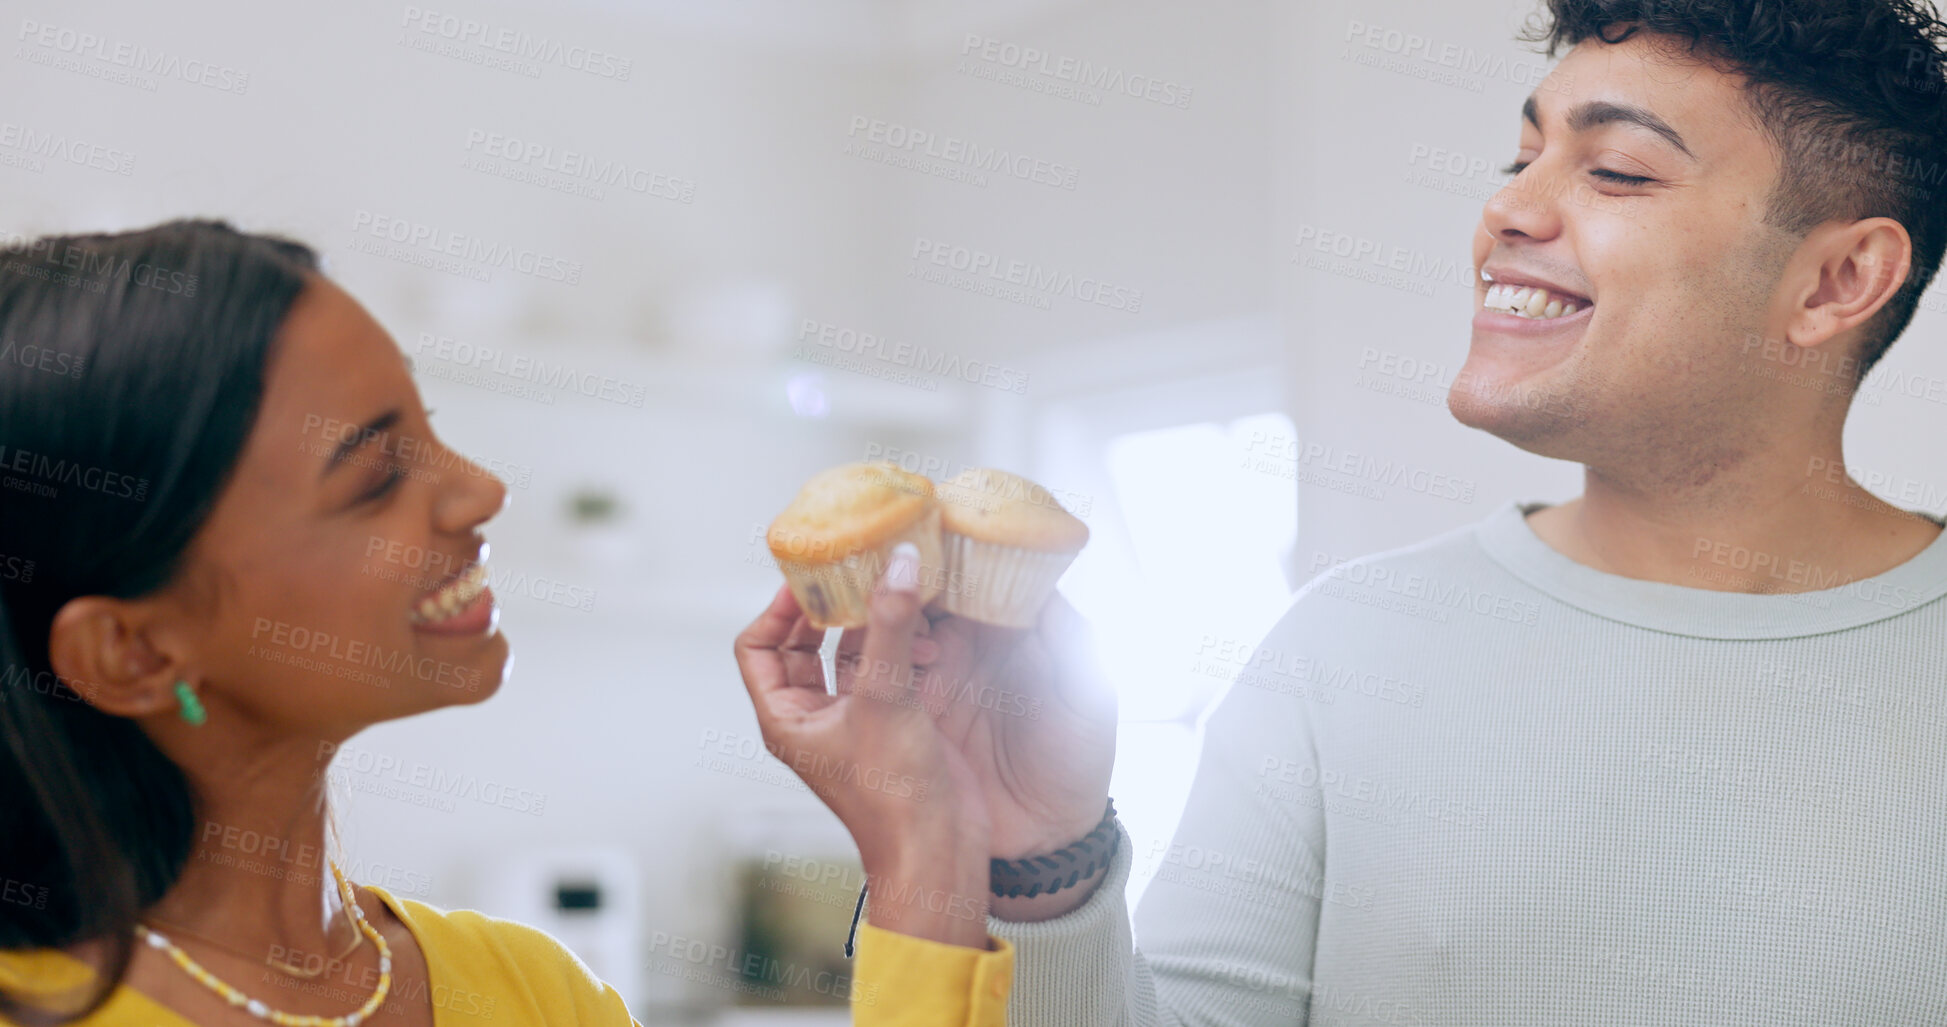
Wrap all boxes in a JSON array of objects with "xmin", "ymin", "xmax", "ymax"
[
  {"xmin": 0, "ymin": 220, "xmax": 317, "ymax": 1023},
  {"xmin": 1519, "ymin": 0, "xmax": 1947, "ymax": 376}
]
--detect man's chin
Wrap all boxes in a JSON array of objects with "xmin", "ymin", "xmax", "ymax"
[{"xmin": 1446, "ymin": 368, "xmax": 1579, "ymax": 454}]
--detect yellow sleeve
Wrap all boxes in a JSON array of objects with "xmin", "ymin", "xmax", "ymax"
[{"xmin": 849, "ymin": 921, "xmax": 1012, "ymax": 1027}]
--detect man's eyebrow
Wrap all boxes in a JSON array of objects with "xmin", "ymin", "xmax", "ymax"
[
  {"xmin": 1522, "ymin": 93, "xmax": 1697, "ymax": 162},
  {"xmin": 321, "ymin": 408, "xmax": 400, "ymax": 478}
]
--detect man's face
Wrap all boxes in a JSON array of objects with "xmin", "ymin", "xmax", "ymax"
[{"xmin": 1454, "ymin": 32, "xmax": 1804, "ymax": 477}]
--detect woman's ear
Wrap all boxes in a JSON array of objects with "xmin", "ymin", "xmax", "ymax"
[{"xmin": 46, "ymin": 595, "xmax": 185, "ymax": 719}]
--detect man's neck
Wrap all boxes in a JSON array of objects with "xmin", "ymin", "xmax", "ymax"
[{"xmin": 1526, "ymin": 463, "xmax": 1942, "ymax": 593}]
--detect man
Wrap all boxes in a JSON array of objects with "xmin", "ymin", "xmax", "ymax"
[{"xmin": 736, "ymin": 0, "xmax": 1947, "ymax": 1022}]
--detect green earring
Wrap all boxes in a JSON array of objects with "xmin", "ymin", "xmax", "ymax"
[{"xmin": 173, "ymin": 680, "xmax": 206, "ymax": 727}]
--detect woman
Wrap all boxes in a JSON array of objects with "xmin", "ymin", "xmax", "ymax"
[{"xmin": 0, "ymin": 220, "xmax": 1014, "ymax": 1026}]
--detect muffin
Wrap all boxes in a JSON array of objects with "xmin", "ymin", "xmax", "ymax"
[
  {"xmin": 767, "ymin": 461, "xmax": 946, "ymax": 629},
  {"xmin": 931, "ymin": 467, "xmax": 1089, "ymax": 627}
]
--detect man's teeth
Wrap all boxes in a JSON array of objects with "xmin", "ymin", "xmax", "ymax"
[
  {"xmin": 1485, "ymin": 284, "xmax": 1583, "ymax": 320},
  {"xmin": 412, "ymin": 563, "xmax": 488, "ymax": 624}
]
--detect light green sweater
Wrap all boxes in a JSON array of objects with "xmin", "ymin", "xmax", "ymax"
[{"xmin": 992, "ymin": 500, "xmax": 1947, "ymax": 1025}]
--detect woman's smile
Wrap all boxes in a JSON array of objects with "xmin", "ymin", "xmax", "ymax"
[{"xmin": 408, "ymin": 560, "xmax": 499, "ymax": 636}]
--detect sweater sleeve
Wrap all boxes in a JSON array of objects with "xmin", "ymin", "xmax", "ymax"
[{"xmin": 989, "ymin": 610, "xmax": 1328, "ymax": 1026}]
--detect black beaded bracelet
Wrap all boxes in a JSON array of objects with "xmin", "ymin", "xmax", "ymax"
[
  {"xmin": 990, "ymin": 797, "xmax": 1119, "ymax": 899},
  {"xmin": 840, "ymin": 798, "xmax": 1121, "ymax": 958}
]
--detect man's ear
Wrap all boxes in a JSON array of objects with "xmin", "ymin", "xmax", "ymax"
[
  {"xmin": 1786, "ymin": 217, "xmax": 1912, "ymax": 349},
  {"xmin": 45, "ymin": 595, "xmax": 185, "ymax": 719}
]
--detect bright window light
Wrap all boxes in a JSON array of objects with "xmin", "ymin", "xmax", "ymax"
[
  {"xmin": 1063, "ymin": 412, "xmax": 1300, "ymax": 722},
  {"xmin": 1055, "ymin": 410, "xmax": 1301, "ymax": 908}
]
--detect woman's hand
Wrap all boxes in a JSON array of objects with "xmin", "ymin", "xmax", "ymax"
[
  {"xmin": 733, "ymin": 544, "xmax": 994, "ymax": 947},
  {"xmin": 857, "ymin": 597, "xmax": 1118, "ymax": 921}
]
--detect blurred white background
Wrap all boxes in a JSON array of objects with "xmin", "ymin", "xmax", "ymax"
[{"xmin": 8, "ymin": 0, "xmax": 1944, "ymax": 1021}]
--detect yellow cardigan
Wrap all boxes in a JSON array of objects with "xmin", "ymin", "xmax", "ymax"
[{"xmin": 0, "ymin": 886, "xmax": 1011, "ymax": 1026}]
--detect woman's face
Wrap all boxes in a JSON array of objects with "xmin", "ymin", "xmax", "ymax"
[{"xmin": 157, "ymin": 274, "xmax": 512, "ymax": 738}]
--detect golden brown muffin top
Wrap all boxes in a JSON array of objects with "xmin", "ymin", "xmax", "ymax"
[
  {"xmin": 767, "ymin": 460, "xmax": 937, "ymax": 563},
  {"xmin": 934, "ymin": 467, "xmax": 1089, "ymax": 551}
]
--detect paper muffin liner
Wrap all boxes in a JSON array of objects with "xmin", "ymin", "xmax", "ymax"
[
  {"xmin": 935, "ymin": 532, "xmax": 1080, "ymax": 628},
  {"xmin": 776, "ymin": 508, "xmax": 944, "ymax": 630}
]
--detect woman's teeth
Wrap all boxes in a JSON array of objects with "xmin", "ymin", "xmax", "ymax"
[
  {"xmin": 411, "ymin": 563, "xmax": 489, "ymax": 625},
  {"xmin": 1485, "ymin": 284, "xmax": 1583, "ymax": 321}
]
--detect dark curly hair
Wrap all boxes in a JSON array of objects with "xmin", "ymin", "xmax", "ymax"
[{"xmin": 1519, "ymin": 0, "xmax": 1947, "ymax": 377}]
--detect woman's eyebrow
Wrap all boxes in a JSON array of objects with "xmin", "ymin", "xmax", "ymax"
[{"xmin": 320, "ymin": 408, "xmax": 401, "ymax": 478}]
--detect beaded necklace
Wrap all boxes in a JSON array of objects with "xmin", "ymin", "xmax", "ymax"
[{"xmin": 135, "ymin": 861, "xmax": 392, "ymax": 1027}]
